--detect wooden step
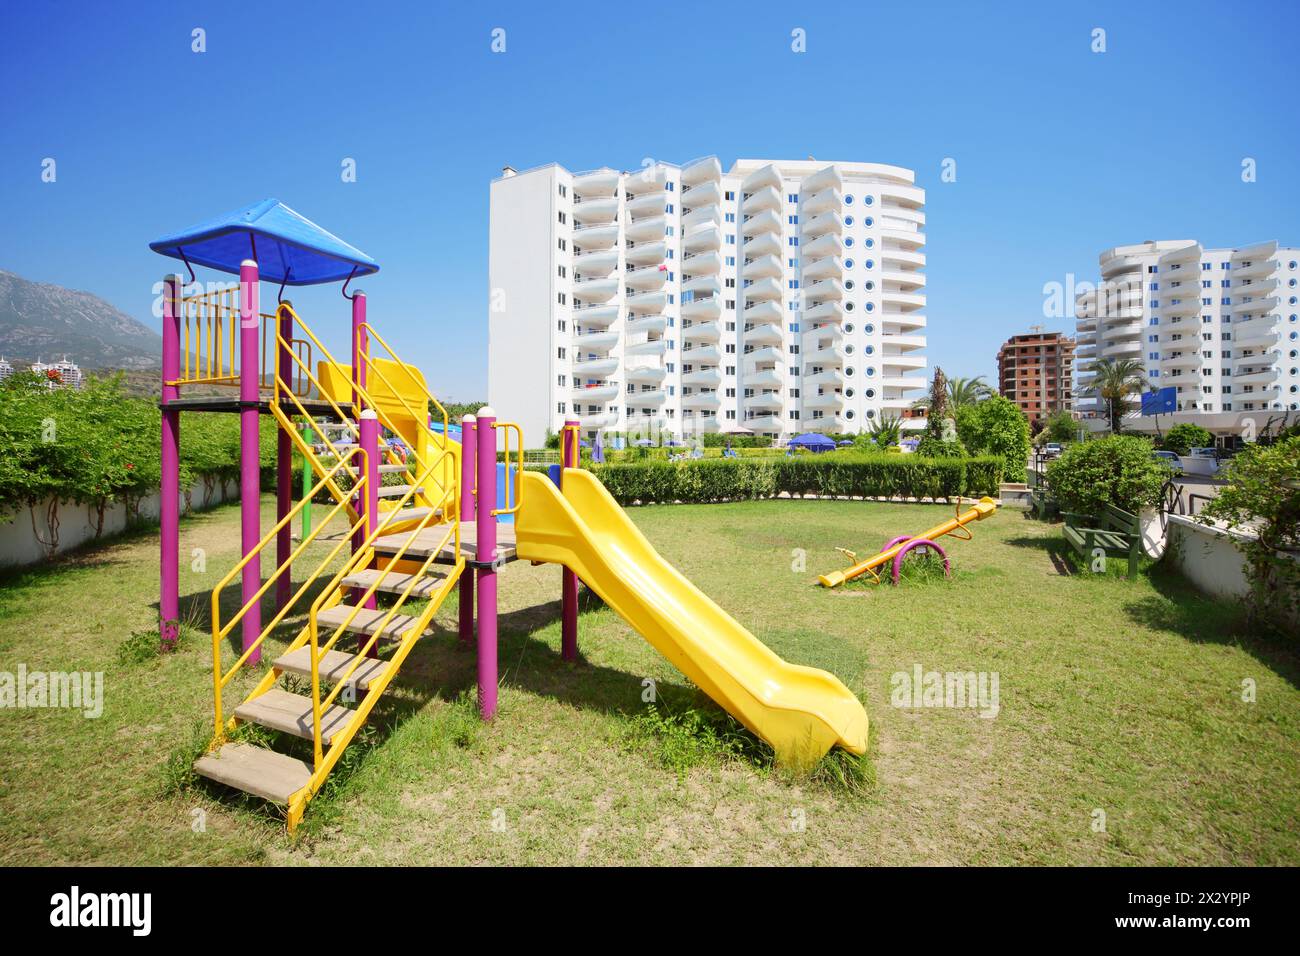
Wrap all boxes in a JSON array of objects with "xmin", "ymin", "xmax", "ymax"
[
  {"xmin": 376, "ymin": 484, "xmax": 416, "ymax": 499},
  {"xmin": 373, "ymin": 520, "xmax": 516, "ymax": 564},
  {"xmin": 233, "ymin": 688, "xmax": 355, "ymax": 745},
  {"xmin": 376, "ymin": 506, "xmax": 440, "ymax": 525},
  {"xmin": 272, "ymin": 646, "xmax": 391, "ymax": 691},
  {"xmin": 316, "ymin": 604, "xmax": 423, "ymax": 640},
  {"xmin": 340, "ymin": 567, "xmax": 448, "ymax": 599},
  {"xmin": 194, "ymin": 742, "xmax": 312, "ymax": 804}
]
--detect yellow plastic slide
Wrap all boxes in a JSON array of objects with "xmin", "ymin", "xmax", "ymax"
[{"xmin": 514, "ymin": 469, "xmax": 869, "ymax": 766}]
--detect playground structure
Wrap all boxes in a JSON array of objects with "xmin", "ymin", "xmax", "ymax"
[
  {"xmin": 818, "ymin": 497, "xmax": 999, "ymax": 588},
  {"xmin": 153, "ymin": 201, "xmax": 868, "ymax": 831}
]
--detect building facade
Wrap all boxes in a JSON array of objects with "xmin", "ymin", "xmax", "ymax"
[
  {"xmin": 996, "ymin": 330, "xmax": 1075, "ymax": 424},
  {"xmin": 488, "ymin": 157, "xmax": 927, "ymax": 443},
  {"xmin": 1074, "ymin": 240, "xmax": 1300, "ymax": 418}
]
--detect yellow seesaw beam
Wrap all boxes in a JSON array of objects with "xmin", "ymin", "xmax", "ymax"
[{"xmin": 817, "ymin": 496, "xmax": 999, "ymax": 588}]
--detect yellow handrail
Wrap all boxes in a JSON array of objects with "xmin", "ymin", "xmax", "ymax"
[
  {"xmin": 209, "ymin": 450, "xmax": 365, "ymax": 739},
  {"xmin": 491, "ymin": 421, "xmax": 524, "ymax": 516}
]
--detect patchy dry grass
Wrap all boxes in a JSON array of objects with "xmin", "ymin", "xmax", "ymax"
[{"xmin": 0, "ymin": 497, "xmax": 1296, "ymax": 865}]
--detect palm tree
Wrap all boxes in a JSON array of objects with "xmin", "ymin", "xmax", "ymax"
[
  {"xmin": 867, "ymin": 412, "xmax": 904, "ymax": 446},
  {"xmin": 1087, "ymin": 358, "xmax": 1146, "ymax": 432},
  {"xmin": 911, "ymin": 375, "xmax": 993, "ymax": 412}
]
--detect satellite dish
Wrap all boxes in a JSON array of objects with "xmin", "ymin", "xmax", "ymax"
[{"xmin": 1138, "ymin": 506, "xmax": 1168, "ymax": 559}]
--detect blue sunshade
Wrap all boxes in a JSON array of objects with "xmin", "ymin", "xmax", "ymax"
[{"xmin": 149, "ymin": 199, "xmax": 379, "ymax": 286}]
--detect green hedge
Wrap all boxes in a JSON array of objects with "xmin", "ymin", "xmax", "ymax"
[{"xmin": 586, "ymin": 454, "xmax": 1003, "ymax": 505}]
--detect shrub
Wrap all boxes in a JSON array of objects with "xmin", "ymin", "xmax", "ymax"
[
  {"xmin": 1045, "ymin": 434, "xmax": 1169, "ymax": 518},
  {"xmin": 1160, "ymin": 423, "xmax": 1213, "ymax": 457},
  {"xmin": 587, "ymin": 454, "xmax": 1002, "ymax": 505},
  {"xmin": 1038, "ymin": 410, "xmax": 1079, "ymax": 446},
  {"xmin": 914, "ymin": 436, "xmax": 967, "ymax": 459},
  {"xmin": 956, "ymin": 396, "xmax": 1031, "ymax": 478},
  {"xmin": 1198, "ymin": 437, "xmax": 1300, "ymax": 634}
]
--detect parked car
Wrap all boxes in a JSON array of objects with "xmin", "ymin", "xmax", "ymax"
[
  {"xmin": 1152, "ymin": 450, "xmax": 1183, "ymax": 474},
  {"xmin": 1043, "ymin": 443, "xmax": 1063, "ymax": 459}
]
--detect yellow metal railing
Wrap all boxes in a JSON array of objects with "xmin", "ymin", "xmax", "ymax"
[{"xmin": 492, "ymin": 421, "xmax": 524, "ymax": 517}]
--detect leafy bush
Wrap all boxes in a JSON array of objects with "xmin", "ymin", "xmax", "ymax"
[
  {"xmin": 1198, "ymin": 437, "xmax": 1300, "ymax": 634},
  {"xmin": 1039, "ymin": 410, "xmax": 1078, "ymax": 446},
  {"xmin": 914, "ymin": 436, "xmax": 967, "ymax": 458},
  {"xmin": 1045, "ymin": 434, "xmax": 1169, "ymax": 518},
  {"xmin": 588, "ymin": 453, "xmax": 1002, "ymax": 504},
  {"xmin": 1160, "ymin": 423, "xmax": 1213, "ymax": 457},
  {"xmin": 956, "ymin": 396, "xmax": 1031, "ymax": 478}
]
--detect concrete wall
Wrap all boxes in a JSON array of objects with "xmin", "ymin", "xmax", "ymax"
[
  {"xmin": 1166, "ymin": 514, "xmax": 1299, "ymax": 628},
  {"xmin": 0, "ymin": 476, "xmax": 235, "ymax": 569}
]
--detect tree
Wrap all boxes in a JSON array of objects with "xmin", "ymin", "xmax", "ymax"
[
  {"xmin": 1040, "ymin": 409, "xmax": 1079, "ymax": 445},
  {"xmin": 861, "ymin": 412, "xmax": 903, "ymax": 448},
  {"xmin": 910, "ymin": 374, "xmax": 992, "ymax": 412},
  {"xmin": 1085, "ymin": 358, "xmax": 1146, "ymax": 433},
  {"xmin": 1045, "ymin": 434, "xmax": 1169, "ymax": 518},
  {"xmin": 916, "ymin": 367, "xmax": 967, "ymax": 457},
  {"xmin": 1161, "ymin": 422, "xmax": 1213, "ymax": 457},
  {"xmin": 955, "ymin": 396, "xmax": 1031, "ymax": 477}
]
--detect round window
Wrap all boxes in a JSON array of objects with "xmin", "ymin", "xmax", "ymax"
[
  {"xmin": 845, "ymin": 387, "xmax": 855, "ymax": 398},
  {"xmin": 1290, "ymin": 260, "xmax": 1298, "ymax": 269},
  {"xmin": 845, "ymin": 409, "xmax": 856, "ymax": 420},
  {"xmin": 864, "ymin": 238, "xmax": 875, "ymax": 248},
  {"xmin": 864, "ymin": 280, "xmax": 875, "ymax": 291},
  {"xmin": 864, "ymin": 216, "xmax": 874, "ymax": 227},
  {"xmin": 865, "ymin": 259, "xmax": 875, "ymax": 269},
  {"xmin": 844, "ymin": 279, "xmax": 855, "ymax": 291},
  {"xmin": 845, "ymin": 367, "xmax": 855, "ymax": 377},
  {"xmin": 864, "ymin": 323, "xmax": 875, "ymax": 334},
  {"xmin": 865, "ymin": 388, "xmax": 876, "ymax": 398},
  {"xmin": 864, "ymin": 302, "xmax": 875, "ymax": 312},
  {"xmin": 865, "ymin": 366, "xmax": 876, "ymax": 376},
  {"xmin": 864, "ymin": 344, "xmax": 875, "ymax": 355},
  {"xmin": 844, "ymin": 301, "xmax": 855, "ymax": 311},
  {"xmin": 845, "ymin": 237, "xmax": 855, "ymax": 247},
  {"xmin": 844, "ymin": 258, "xmax": 855, "ymax": 269},
  {"xmin": 865, "ymin": 408, "xmax": 875, "ymax": 419},
  {"xmin": 1291, "ymin": 278, "xmax": 1298, "ymax": 287},
  {"xmin": 845, "ymin": 344, "xmax": 855, "ymax": 355},
  {"xmin": 844, "ymin": 195, "xmax": 854, "ymax": 204},
  {"xmin": 844, "ymin": 216, "xmax": 854, "ymax": 227},
  {"xmin": 844, "ymin": 323, "xmax": 855, "ymax": 334},
  {"xmin": 863, "ymin": 196, "xmax": 874, "ymax": 205}
]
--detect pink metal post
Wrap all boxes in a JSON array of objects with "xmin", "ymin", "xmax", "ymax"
[
  {"xmin": 458, "ymin": 414, "xmax": 476, "ymax": 646},
  {"xmin": 560, "ymin": 417, "xmax": 580, "ymax": 661},
  {"xmin": 358, "ymin": 410, "xmax": 381, "ymax": 651},
  {"xmin": 475, "ymin": 408, "xmax": 498, "ymax": 720},
  {"xmin": 159, "ymin": 274, "xmax": 182, "ymax": 647},
  {"xmin": 238, "ymin": 260, "xmax": 262, "ymax": 663},
  {"xmin": 275, "ymin": 302, "xmax": 293, "ymax": 611},
  {"xmin": 350, "ymin": 290, "xmax": 367, "ymax": 409}
]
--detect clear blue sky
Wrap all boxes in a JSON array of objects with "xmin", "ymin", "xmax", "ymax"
[{"xmin": 2, "ymin": 0, "xmax": 1297, "ymax": 402}]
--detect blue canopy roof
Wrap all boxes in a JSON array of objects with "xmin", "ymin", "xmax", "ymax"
[
  {"xmin": 149, "ymin": 199, "xmax": 379, "ymax": 286},
  {"xmin": 789, "ymin": 432, "xmax": 837, "ymax": 451}
]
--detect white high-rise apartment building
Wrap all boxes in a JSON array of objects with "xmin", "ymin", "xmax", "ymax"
[
  {"xmin": 1074, "ymin": 240, "xmax": 1300, "ymax": 417},
  {"xmin": 488, "ymin": 157, "xmax": 927, "ymax": 443}
]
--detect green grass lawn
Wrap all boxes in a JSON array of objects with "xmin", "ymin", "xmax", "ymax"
[{"xmin": 1, "ymin": 495, "xmax": 1297, "ymax": 865}]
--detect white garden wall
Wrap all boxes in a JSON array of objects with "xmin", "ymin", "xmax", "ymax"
[{"xmin": 0, "ymin": 476, "xmax": 236, "ymax": 569}]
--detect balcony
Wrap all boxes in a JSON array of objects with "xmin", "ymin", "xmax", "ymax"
[
  {"xmin": 573, "ymin": 249, "xmax": 619, "ymax": 275},
  {"xmin": 804, "ymin": 277, "xmax": 844, "ymax": 301},
  {"xmin": 744, "ymin": 276, "xmax": 782, "ymax": 301},
  {"xmin": 879, "ymin": 353, "xmax": 927, "ymax": 371},
  {"xmin": 682, "ymin": 250, "xmax": 721, "ymax": 275},
  {"xmin": 1232, "ymin": 258, "xmax": 1278, "ymax": 280},
  {"xmin": 625, "ymin": 192, "xmax": 665, "ymax": 218},
  {"xmin": 572, "ymin": 196, "xmax": 618, "ymax": 225},
  {"xmin": 880, "ymin": 374, "xmax": 926, "ymax": 390},
  {"xmin": 1161, "ymin": 352, "xmax": 1200, "ymax": 370},
  {"xmin": 1232, "ymin": 326, "xmax": 1280, "ymax": 350},
  {"xmin": 747, "ymin": 390, "xmax": 783, "ymax": 411},
  {"xmin": 682, "ymin": 343, "xmax": 721, "ymax": 364},
  {"xmin": 803, "ymin": 210, "xmax": 843, "ymax": 238},
  {"xmin": 882, "ymin": 312, "xmax": 926, "ymax": 332},
  {"xmin": 573, "ymin": 276, "xmax": 619, "ymax": 304},
  {"xmin": 683, "ymin": 275, "xmax": 721, "ymax": 298},
  {"xmin": 574, "ymin": 329, "xmax": 619, "ymax": 352},
  {"xmin": 572, "ymin": 382, "xmax": 620, "ymax": 403},
  {"xmin": 683, "ymin": 224, "xmax": 720, "ymax": 253},
  {"xmin": 572, "ymin": 303, "xmax": 618, "ymax": 327},
  {"xmin": 683, "ymin": 319, "xmax": 722, "ymax": 343},
  {"xmin": 808, "ymin": 343, "xmax": 846, "ymax": 366},
  {"xmin": 1101, "ymin": 340, "xmax": 1141, "ymax": 358},
  {"xmin": 682, "ymin": 391, "xmax": 722, "ymax": 409},
  {"xmin": 743, "ymin": 299, "xmax": 783, "ymax": 324},
  {"xmin": 681, "ymin": 155, "xmax": 722, "ymax": 187},
  {"xmin": 804, "ymin": 389, "xmax": 844, "ymax": 409},
  {"xmin": 802, "ymin": 165, "xmax": 842, "ymax": 195},
  {"xmin": 682, "ymin": 296, "xmax": 722, "ymax": 321},
  {"xmin": 802, "ymin": 233, "xmax": 843, "ymax": 259},
  {"xmin": 880, "ymin": 228, "xmax": 925, "ymax": 249},
  {"xmin": 625, "ymin": 266, "xmax": 668, "ymax": 292},
  {"xmin": 880, "ymin": 269, "xmax": 926, "ymax": 291},
  {"xmin": 804, "ymin": 369, "xmax": 843, "ymax": 389},
  {"xmin": 803, "ymin": 300, "xmax": 843, "ymax": 323},
  {"xmin": 741, "ymin": 208, "xmax": 782, "ymax": 237},
  {"xmin": 626, "ymin": 315, "xmax": 666, "ymax": 336},
  {"xmin": 682, "ymin": 204, "xmax": 720, "ymax": 230},
  {"xmin": 744, "ymin": 413, "xmax": 784, "ymax": 432},
  {"xmin": 578, "ymin": 412, "xmax": 619, "ymax": 429},
  {"xmin": 802, "ymin": 256, "xmax": 843, "ymax": 281},
  {"xmin": 625, "ymin": 364, "xmax": 667, "ymax": 384},
  {"xmin": 1231, "ymin": 295, "xmax": 1279, "ymax": 315},
  {"xmin": 626, "ymin": 386, "xmax": 667, "ymax": 405},
  {"xmin": 802, "ymin": 323, "xmax": 842, "ymax": 348},
  {"xmin": 573, "ymin": 356, "xmax": 618, "ymax": 377},
  {"xmin": 1233, "ymin": 367, "xmax": 1280, "ymax": 386},
  {"xmin": 625, "ymin": 289, "xmax": 667, "ymax": 312},
  {"xmin": 624, "ymin": 240, "xmax": 666, "ymax": 266},
  {"xmin": 1232, "ymin": 277, "xmax": 1279, "ymax": 299},
  {"xmin": 744, "ymin": 184, "xmax": 781, "ymax": 214},
  {"xmin": 743, "ymin": 253, "xmax": 783, "ymax": 279},
  {"xmin": 881, "ymin": 290, "xmax": 925, "ymax": 311},
  {"xmin": 742, "ymin": 163, "xmax": 782, "ymax": 193},
  {"xmin": 682, "ymin": 367, "xmax": 722, "ymax": 387},
  {"xmin": 625, "ymin": 338, "xmax": 667, "ymax": 357},
  {"xmin": 746, "ymin": 323, "xmax": 783, "ymax": 347},
  {"xmin": 572, "ymin": 169, "xmax": 619, "ymax": 197},
  {"xmin": 746, "ymin": 345, "xmax": 783, "ymax": 364},
  {"xmin": 1163, "ymin": 296, "xmax": 1199, "ymax": 317},
  {"xmin": 802, "ymin": 188, "xmax": 842, "ymax": 217},
  {"xmin": 878, "ymin": 183, "xmax": 926, "ymax": 208},
  {"xmin": 880, "ymin": 247, "xmax": 925, "ymax": 269},
  {"xmin": 742, "ymin": 232, "xmax": 782, "ymax": 259},
  {"xmin": 573, "ymin": 223, "xmax": 620, "ymax": 249},
  {"xmin": 746, "ymin": 367, "xmax": 784, "ymax": 389},
  {"xmin": 887, "ymin": 333, "xmax": 927, "ymax": 351},
  {"xmin": 625, "ymin": 214, "xmax": 666, "ymax": 242}
]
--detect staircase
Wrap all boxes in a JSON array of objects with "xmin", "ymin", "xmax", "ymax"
[{"xmin": 194, "ymin": 303, "xmax": 463, "ymax": 831}]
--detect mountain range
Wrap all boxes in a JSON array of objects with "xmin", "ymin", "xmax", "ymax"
[{"xmin": 0, "ymin": 269, "xmax": 161, "ymax": 370}]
